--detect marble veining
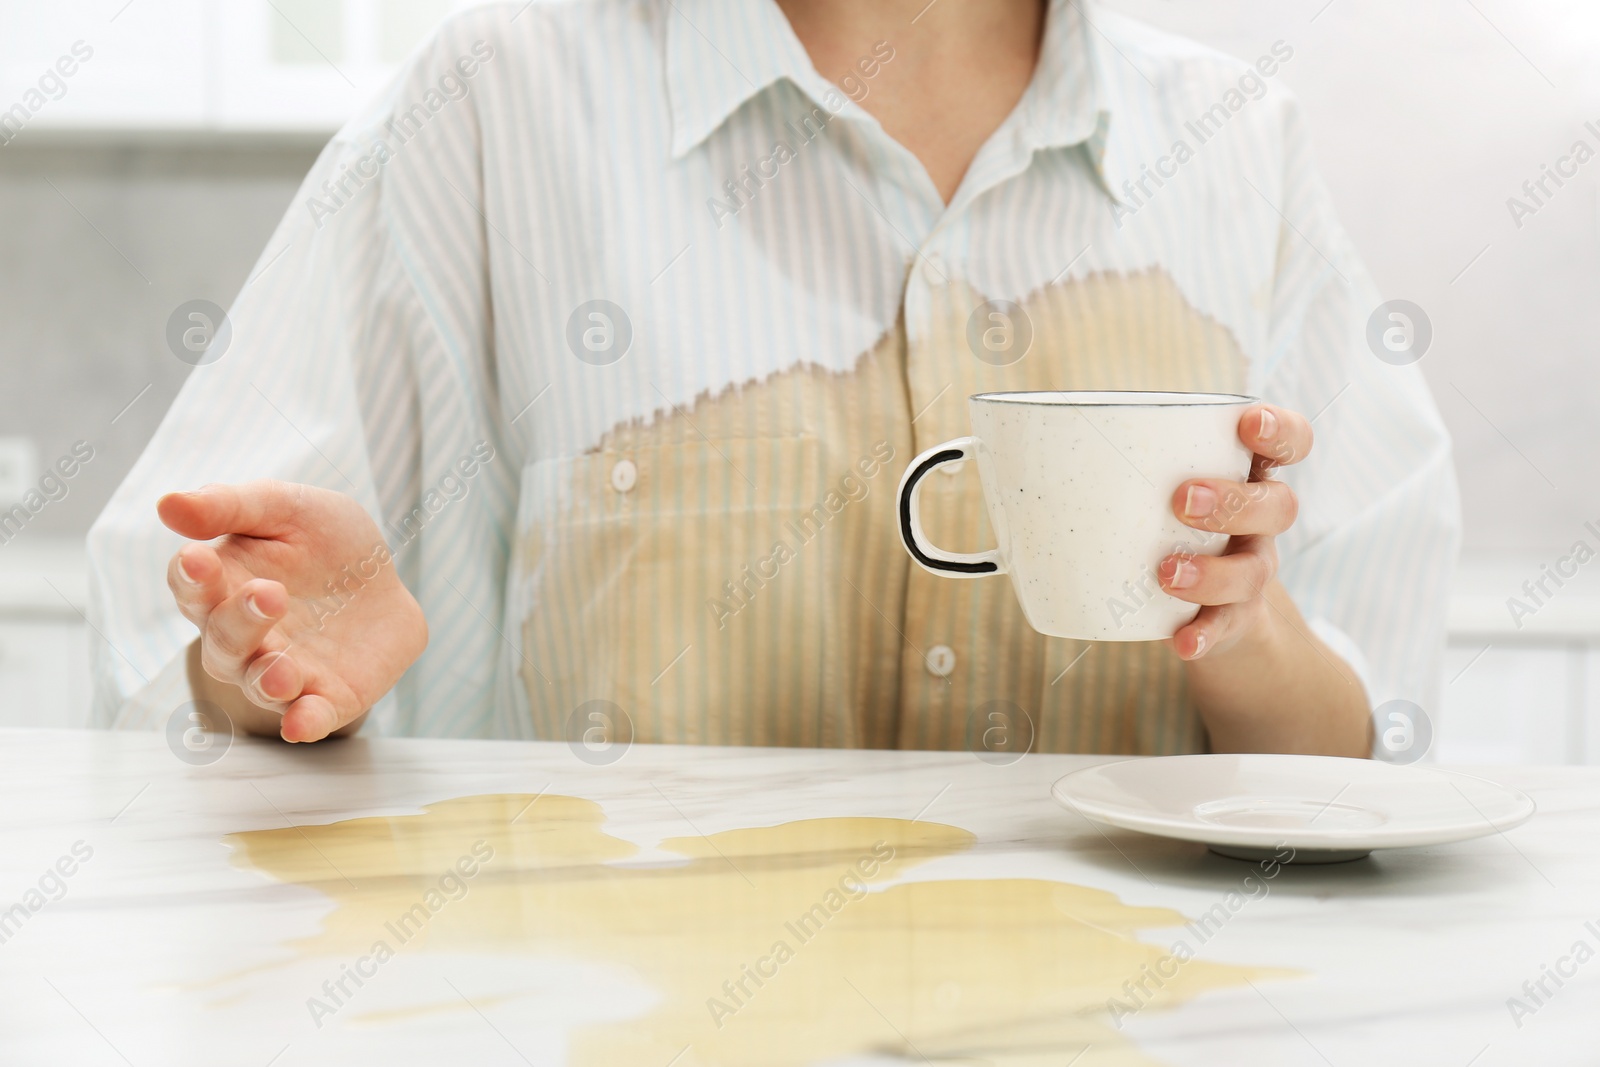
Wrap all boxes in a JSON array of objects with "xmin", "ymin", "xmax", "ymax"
[{"xmin": 0, "ymin": 728, "xmax": 1595, "ymax": 1065}]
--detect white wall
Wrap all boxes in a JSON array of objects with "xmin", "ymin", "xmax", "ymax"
[{"xmin": 1100, "ymin": 0, "xmax": 1600, "ymax": 554}]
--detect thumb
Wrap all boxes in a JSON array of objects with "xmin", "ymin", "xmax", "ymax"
[{"xmin": 157, "ymin": 480, "xmax": 306, "ymax": 540}]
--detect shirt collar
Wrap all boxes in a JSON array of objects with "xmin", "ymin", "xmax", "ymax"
[
  {"xmin": 664, "ymin": 0, "xmax": 1133, "ymax": 202},
  {"xmin": 1021, "ymin": 0, "xmax": 1101, "ymax": 151},
  {"xmin": 1029, "ymin": 0, "xmax": 1134, "ymax": 205},
  {"xmin": 665, "ymin": 0, "xmax": 830, "ymax": 160}
]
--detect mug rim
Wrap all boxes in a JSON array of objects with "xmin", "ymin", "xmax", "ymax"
[{"xmin": 970, "ymin": 389, "xmax": 1259, "ymax": 408}]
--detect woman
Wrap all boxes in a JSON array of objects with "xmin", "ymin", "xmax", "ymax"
[{"xmin": 88, "ymin": 0, "xmax": 1458, "ymax": 756}]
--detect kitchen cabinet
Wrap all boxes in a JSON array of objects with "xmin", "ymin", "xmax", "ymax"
[
  {"xmin": 1437, "ymin": 555, "xmax": 1600, "ymax": 765},
  {"xmin": 1, "ymin": 541, "xmax": 1596, "ymax": 760},
  {"xmin": 1437, "ymin": 642, "xmax": 1589, "ymax": 765},
  {"xmin": 0, "ymin": 627, "xmax": 1584, "ymax": 757},
  {"xmin": 0, "ymin": 619, "xmax": 90, "ymax": 730},
  {"xmin": 0, "ymin": 539, "xmax": 92, "ymax": 729}
]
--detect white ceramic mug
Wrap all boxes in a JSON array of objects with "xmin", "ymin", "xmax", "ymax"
[{"xmin": 896, "ymin": 390, "xmax": 1257, "ymax": 642}]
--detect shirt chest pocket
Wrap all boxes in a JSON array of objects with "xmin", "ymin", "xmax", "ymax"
[{"xmin": 513, "ymin": 434, "xmax": 884, "ymax": 748}]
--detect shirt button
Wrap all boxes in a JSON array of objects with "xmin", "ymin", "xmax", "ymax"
[
  {"xmin": 920, "ymin": 253, "xmax": 946, "ymax": 284},
  {"xmin": 925, "ymin": 644, "xmax": 956, "ymax": 678},
  {"xmin": 610, "ymin": 459, "xmax": 638, "ymax": 493}
]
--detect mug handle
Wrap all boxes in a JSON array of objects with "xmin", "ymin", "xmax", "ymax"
[{"xmin": 896, "ymin": 437, "xmax": 1004, "ymax": 577}]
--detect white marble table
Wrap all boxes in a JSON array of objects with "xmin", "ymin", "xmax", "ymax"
[{"xmin": 0, "ymin": 728, "xmax": 1595, "ymax": 1066}]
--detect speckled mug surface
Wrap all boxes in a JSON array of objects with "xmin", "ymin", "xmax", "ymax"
[{"xmin": 896, "ymin": 390, "xmax": 1256, "ymax": 642}]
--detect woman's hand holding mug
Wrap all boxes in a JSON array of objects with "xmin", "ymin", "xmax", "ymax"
[{"xmin": 1159, "ymin": 404, "xmax": 1313, "ymax": 661}]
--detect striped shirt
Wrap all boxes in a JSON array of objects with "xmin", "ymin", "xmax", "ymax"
[{"xmin": 87, "ymin": 0, "xmax": 1461, "ymax": 752}]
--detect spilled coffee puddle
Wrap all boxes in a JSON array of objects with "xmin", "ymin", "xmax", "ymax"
[{"xmin": 228, "ymin": 794, "xmax": 1285, "ymax": 1065}]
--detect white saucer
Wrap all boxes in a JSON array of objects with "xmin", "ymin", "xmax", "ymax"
[{"xmin": 1052, "ymin": 754, "xmax": 1536, "ymax": 864}]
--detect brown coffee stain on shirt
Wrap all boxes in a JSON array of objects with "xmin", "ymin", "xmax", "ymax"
[
  {"xmin": 228, "ymin": 793, "xmax": 1288, "ymax": 1065},
  {"xmin": 515, "ymin": 267, "xmax": 1248, "ymax": 755}
]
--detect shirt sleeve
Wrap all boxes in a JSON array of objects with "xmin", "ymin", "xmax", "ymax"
[
  {"xmin": 86, "ymin": 22, "xmax": 515, "ymax": 737},
  {"xmin": 1259, "ymin": 96, "xmax": 1462, "ymax": 730}
]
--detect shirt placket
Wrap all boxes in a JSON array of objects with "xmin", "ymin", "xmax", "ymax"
[
  {"xmin": 893, "ymin": 136, "xmax": 1058, "ymax": 754},
  {"xmin": 825, "ymin": 124, "xmax": 964, "ymax": 748}
]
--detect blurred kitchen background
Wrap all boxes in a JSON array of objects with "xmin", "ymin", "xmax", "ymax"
[{"xmin": 1, "ymin": 0, "xmax": 1597, "ymax": 761}]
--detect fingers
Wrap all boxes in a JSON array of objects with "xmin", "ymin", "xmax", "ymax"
[
  {"xmin": 1172, "ymin": 602, "xmax": 1258, "ymax": 661},
  {"xmin": 1174, "ymin": 478, "xmax": 1298, "ymax": 536},
  {"xmin": 1158, "ymin": 537, "xmax": 1278, "ymax": 606},
  {"xmin": 244, "ymin": 649, "xmax": 305, "ymax": 707},
  {"xmin": 1240, "ymin": 404, "xmax": 1312, "ymax": 470},
  {"xmin": 198, "ymin": 578, "xmax": 291, "ymax": 687},
  {"xmin": 157, "ymin": 479, "xmax": 307, "ymax": 541},
  {"xmin": 281, "ymin": 692, "xmax": 344, "ymax": 744},
  {"xmin": 167, "ymin": 543, "xmax": 228, "ymax": 626}
]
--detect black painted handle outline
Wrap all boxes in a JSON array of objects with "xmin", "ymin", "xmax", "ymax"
[{"xmin": 897, "ymin": 444, "xmax": 1001, "ymax": 575}]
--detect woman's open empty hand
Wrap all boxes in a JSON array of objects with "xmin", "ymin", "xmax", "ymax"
[{"xmin": 159, "ymin": 481, "xmax": 428, "ymax": 741}]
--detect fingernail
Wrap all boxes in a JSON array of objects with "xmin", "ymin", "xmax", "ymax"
[
  {"xmin": 1191, "ymin": 632, "xmax": 1208, "ymax": 659},
  {"xmin": 1164, "ymin": 558, "xmax": 1198, "ymax": 589},
  {"xmin": 1258, "ymin": 409, "xmax": 1278, "ymax": 440},
  {"xmin": 177, "ymin": 557, "xmax": 198, "ymax": 584},
  {"xmin": 1184, "ymin": 485, "xmax": 1218, "ymax": 520},
  {"xmin": 245, "ymin": 593, "xmax": 270, "ymax": 620},
  {"xmin": 247, "ymin": 653, "xmax": 278, "ymax": 701}
]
